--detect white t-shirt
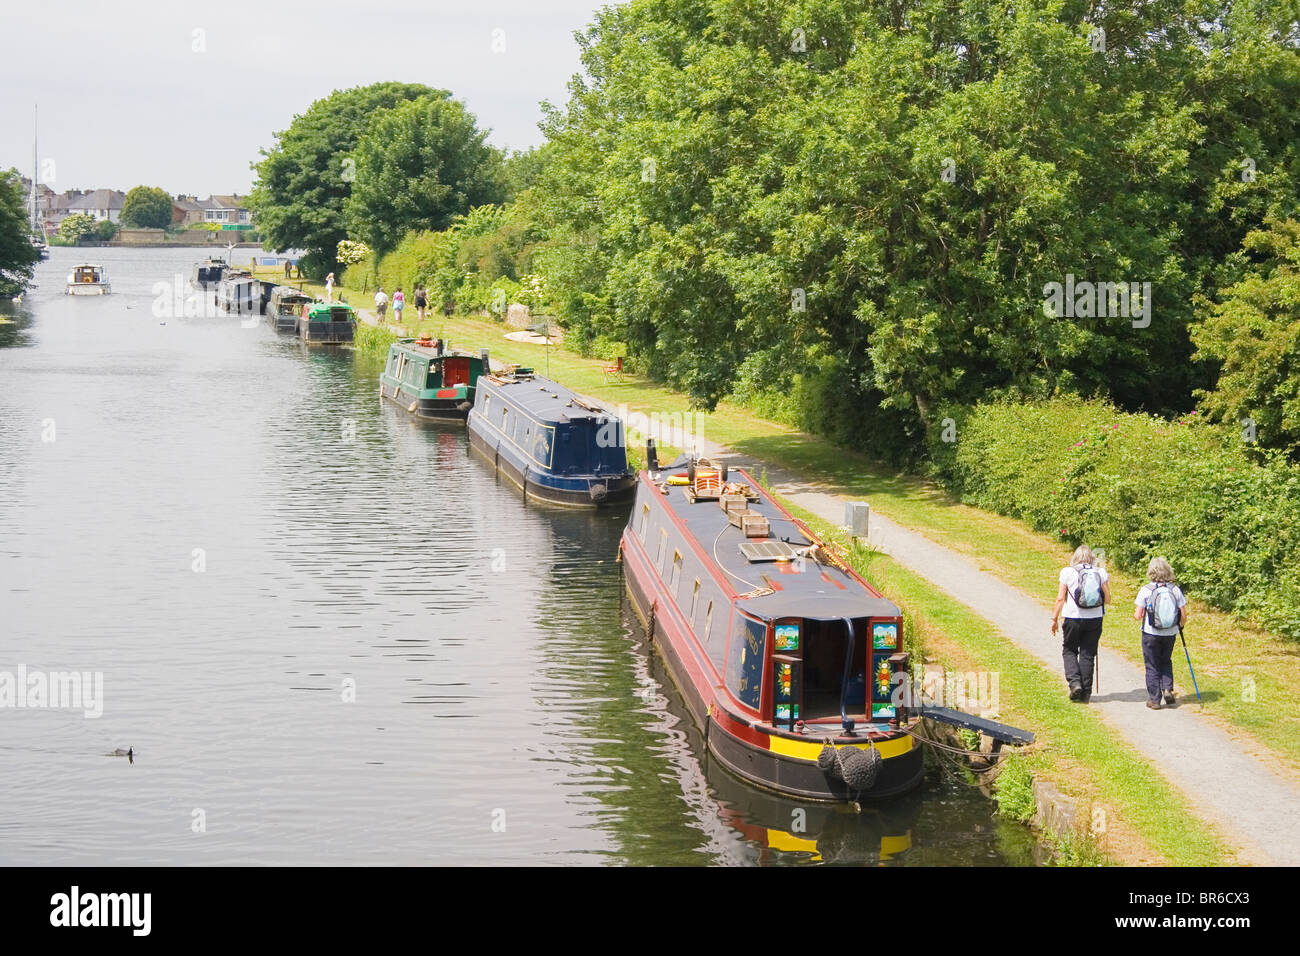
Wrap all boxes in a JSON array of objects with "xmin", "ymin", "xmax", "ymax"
[
  {"xmin": 1135, "ymin": 583, "xmax": 1187, "ymax": 636},
  {"xmin": 1059, "ymin": 564, "xmax": 1109, "ymax": 619},
  {"xmin": 374, "ymin": 291, "xmax": 388, "ymax": 307}
]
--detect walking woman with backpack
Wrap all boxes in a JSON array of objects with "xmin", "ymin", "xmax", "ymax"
[
  {"xmin": 1051, "ymin": 545, "xmax": 1111, "ymax": 702},
  {"xmin": 1134, "ymin": 557, "xmax": 1188, "ymax": 709}
]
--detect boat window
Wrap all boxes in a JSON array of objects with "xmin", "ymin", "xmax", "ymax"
[
  {"xmin": 689, "ymin": 580, "xmax": 700, "ymax": 620},
  {"xmin": 638, "ymin": 504, "xmax": 650, "ymax": 539},
  {"xmin": 669, "ymin": 551, "xmax": 682, "ymax": 591},
  {"xmin": 656, "ymin": 529, "xmax": 668, "ymax": 569},
  {"xmin": 726, "ymin": 615, "xmax": 766, "ymax": 711},
  {"xmin": 501, "ymin": 406, "xmax": 508, "ymax": 431},
  {"xmin": 703, "ymin": 602, "xmax": 727, "ymax": 673}
]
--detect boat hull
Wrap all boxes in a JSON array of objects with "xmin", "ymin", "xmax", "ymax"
[
  {"xmin": 380, "ymin": 381, "xmax": 472, "ymax": 421},
  {"xmin": 621, "ymin": 526, "xmax": 924, "ymax": 802},
  {"xmin": 298, "ymin": 321, "xmax": 355, "ymax": 344},
  {"xmin": 468, "ymin": 423, "xmax": 636, "ymax": 508},
  {"xmin": 65, "ymin": 284, "xmax": 110, "ymax": 295}
]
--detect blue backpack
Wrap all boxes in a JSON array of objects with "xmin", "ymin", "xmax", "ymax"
[
  {"xmin": 1072, "ymin": 565, "xmax": 1104, "ymax": 609},
  {"xmin": 1146, "ymin": 583, "xmax": 1181, "ymax": 630}
]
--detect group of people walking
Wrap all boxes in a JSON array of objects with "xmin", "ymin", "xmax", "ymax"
[
  {"xmin": 372, "ymin": 285, "xmax": 430, "ymax": 325},
  {"xmin": 1051, "ymin": 546, "xmax": 1188, "ymax": 710}
]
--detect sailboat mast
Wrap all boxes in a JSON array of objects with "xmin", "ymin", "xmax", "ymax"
[{"xmin": 30, "ymin": 105, "xmax": 39, "ymax": 235}]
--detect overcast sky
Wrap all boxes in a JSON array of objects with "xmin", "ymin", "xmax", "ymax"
[{"xmin": 0, "ymin": 0, "xmax": 608, "ymax": 197}]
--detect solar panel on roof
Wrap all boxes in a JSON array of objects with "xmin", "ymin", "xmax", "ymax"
[{"xmin": 738, "ymin": 540, "xmax": 801, "ymax": 563}]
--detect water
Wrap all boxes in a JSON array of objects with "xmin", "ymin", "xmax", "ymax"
[{"xmin": 0, "ymin": 247, "xmax": 1039, "ymax": 865}]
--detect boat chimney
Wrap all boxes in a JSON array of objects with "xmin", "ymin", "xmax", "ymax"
[
  {"xmin": 480, "ymin": 348, "xmax": 490, "ymax": 372},
  {"xmin": 646, "ymin": 438, "xmax": 659, "ymax": 471}
]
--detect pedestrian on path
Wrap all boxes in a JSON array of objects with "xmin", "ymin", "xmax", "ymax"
[
  {"xmin": 1051, "ymin": 545, "xmax": 1110, "ymax": 702},
  {"xmin": 325, "ymin": 272, "xmax": 335, "ymax": 303},
  {"xmin": 1133, "ymin": 557, "xmax": 1188, "ymax": 710},
  {"xmin": 374, "ymin": 287, "xmax": 388, "ymax": 320},
  {"xmin": 392, "ymin": 287, "xmax": 405, "ymax": 326},
  {"xmin": 414, "ymin": 285, "xmax": 428, "ymax": 322}
]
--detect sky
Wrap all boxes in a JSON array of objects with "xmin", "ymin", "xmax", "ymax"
[{"xmin": 0, "ymin": 0, "xmax": 609, "ymax": 197}]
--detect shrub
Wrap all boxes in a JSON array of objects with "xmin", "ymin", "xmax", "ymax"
[{"xmin": 928, "ymin": 399, "xmax": 1300, "ymax": 639}]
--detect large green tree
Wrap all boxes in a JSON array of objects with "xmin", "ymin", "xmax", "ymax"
[
  {"xmin": 0, "ymin": 169, "xmax": 41, "ymax": 296},
  {"xmin": 249, "ymin": 82, "xmax": 437, "ymax": 276},
  {"xmin": 1193, "ymin": 218, "xmax": 1300, "ymax": 457},
  {"xmin": 535, "ymin": 0, "xmax": 1300, "ymax": 454},
  {"xmin": 120, "ymin": 186, "xmax": 173, "ymax": 229},
  {"xmin": 343, "ymin": 95, "xmax": 504, "ymax": 257}
]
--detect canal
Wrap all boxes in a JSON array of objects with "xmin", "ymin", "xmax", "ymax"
[{"xmin": 0, "ymin": 247, "xmax": 1039, "ymax": 865}]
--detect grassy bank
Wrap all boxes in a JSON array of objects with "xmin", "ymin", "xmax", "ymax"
[{"xmin": 783, "ymin": 502, "xmax": 1234, "ymax": 866}]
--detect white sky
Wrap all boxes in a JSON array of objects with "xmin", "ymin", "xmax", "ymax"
[{"xmin": 0, "ymin": 0, "xmax": 608, "ymax": 197}]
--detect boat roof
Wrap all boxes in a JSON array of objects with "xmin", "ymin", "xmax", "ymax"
[
  {"xmin": 270, "ymin": 286, "xmax": 312, "ymax": 299},
  {"xmin": 390, "ymin": 339, "xmax": 482, "ymax": 360},
  {"xmin": 647, "ymin": 462, "xmax": 900, "ymax": 622},
  {"xmin": 481, "ymin": 372, "xmax": 615, "ymax": 425}
]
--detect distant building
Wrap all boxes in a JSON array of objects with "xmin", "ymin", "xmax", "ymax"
[
  {"xmin": 171, "ymin": 194, "xmax": 253, "ymax": 229},
  {"xmin": 66, "ymin": 188, "xmax": 126, "ymax": 223}
]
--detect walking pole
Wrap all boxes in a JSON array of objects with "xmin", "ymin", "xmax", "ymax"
[{"xmin": 1178, "ymin": 625, "xmax": 1203, "ymax": 703}]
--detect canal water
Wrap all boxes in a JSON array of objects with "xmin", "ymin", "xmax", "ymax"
[{"xmin": 0, "ymin": 247, "xmax": 1039, "ymax": 865}]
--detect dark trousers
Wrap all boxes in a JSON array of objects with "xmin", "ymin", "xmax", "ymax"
[
  {"xmin": 1062, "ymin": 617, "xmax": 1103, "ymax": 693},
  {"xmin": 1142, "ymin": 632, "xmax": 1176, "ymax": 702}
]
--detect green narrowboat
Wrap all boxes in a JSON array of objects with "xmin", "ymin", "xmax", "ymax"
[
  {"xmin": 297, "ymin": 302, "xmax": 356, "ymax": 345},
  {"xmin": 380, "ymin": 338, "xmax": 490, "ymax": 421}
]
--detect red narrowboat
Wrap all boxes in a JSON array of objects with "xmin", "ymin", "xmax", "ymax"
[{"xmin": 619, "ymin": 454, "xmax": 925, "ymax": 801}]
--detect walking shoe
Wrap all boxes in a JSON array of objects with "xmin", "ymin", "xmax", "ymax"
[
  {"xmin": 1146, "ymin": 699, "xmax": 1161, "ymax": 710},
  {"xmin": 1068, "ymin": 682, "xmax": 1083, "ymax": 701},
  {"xmin": 1163, "ymin": 691, "xmax": 1177, "ymax": 706}
]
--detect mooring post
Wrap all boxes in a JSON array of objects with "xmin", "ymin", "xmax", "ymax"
[{"xmin": 845, "ymin": 501, "xmax": 870, "ymax": 546}]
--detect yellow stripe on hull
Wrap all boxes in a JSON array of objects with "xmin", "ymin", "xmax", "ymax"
[{"xmin": 767, "ymin": 731, "xmax": 916, "ymax": 761}]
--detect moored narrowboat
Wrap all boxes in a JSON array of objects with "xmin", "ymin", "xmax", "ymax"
[
  {"xmin": 619, "ymin": 454, "xmax": 925, "ymax": 801},
  {"xmin": 215, "ymin": 269, "xmax": 259, "ymax": 314},
  {"xmin": 467, "ymin": 368, "xmax": 636, "ymax": 508},
  {"xmin": 380, "ymin": 338, "xmax": 489, "ymax": 421},
  {"xmin": 298, "ymin": 301, "xmax": 356, "ymax": 344},
  {"xmin": 190, "ymin": 257, "xmax": 227, "ymax": 289},
  {"xmin": 267, "ymin": 286, "xmax": 313, "ymax": 333},
  {"xmin": 65, "ymin": 264, "xmax": 110, "ymax": 295}
]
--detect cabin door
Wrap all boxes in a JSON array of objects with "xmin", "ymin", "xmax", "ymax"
[{"xmin": 442, "ymin": 357, "xmax": 470, "ymax": 386}]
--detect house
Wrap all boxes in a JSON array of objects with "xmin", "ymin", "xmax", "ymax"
[
  {"xmin": 172, "ymin": 195, "xmax": 207, "ymax": 227},
  {"xmin": 202, "ymin": 194, "xmax": 253, "ymax": 226},
  {"xmin": 66, "ymin": 188, "xmax": 126, "ymax": 223}
]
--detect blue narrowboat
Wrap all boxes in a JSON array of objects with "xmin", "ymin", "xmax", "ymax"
[{"xmin": 467, "ymin": 368, "xmax": 636, "ymax": 508}]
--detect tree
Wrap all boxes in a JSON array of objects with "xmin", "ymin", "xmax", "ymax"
[
  {"xmin": 534, "ymin": 0, "xmax": 1300, "ymax": 456},
  {"xmin": 0, "ymin": 168, "xmax": 41, "ymax": 296},
  {"xmin": 58, "ymin": 212, "xmax": 97, "ymax": 243},
  {"xmin": 343, "ymin": 94, "xmax": 504, "ymax": 258},
  {"xmin": 249, "ymin": 82, "xmax": 438, "ymax": 276},
  {"xmin": 93, "ymin": 219, "xmax": 118, "ymax": 241},
  {"xmin": 1192, "ymin": 219, "xmax": 1300, "ymax": 457},
  {"xmin": 120, "ymin": 186, "xmax": 173, "ymax": 229}
]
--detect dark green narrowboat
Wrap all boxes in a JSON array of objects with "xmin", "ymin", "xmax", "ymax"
[
  {"xmin": 380, "ymin": 338, "xmax": 490, "ymax": 421},
  {"xmin": 297, "ymin": 302, "xmax": 356, "ymax": 345}
]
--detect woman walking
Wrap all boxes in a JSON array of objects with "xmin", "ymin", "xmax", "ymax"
[
  {"xmin": 1051, "ymin": 545, "xmax": 1110, "ymax": 702},
  {"xmin": 414, "ymin": 285, "xmax": 428, "ymax": 322},
  {"xmin": 1133, "ymin": 558, "xmax": 1188, "ymax": 709},
  {"xmin": 392, "ymin": 287, "xmax": 405, "ymax": 327}
]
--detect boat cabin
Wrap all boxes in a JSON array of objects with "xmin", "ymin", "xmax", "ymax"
[
  {"xmin": 298, "ymin": 302, "xmax": 356, "ymax": 344},
  {"xmin": 65, "ymin": 264, "xmax": 110, "ymax": 295},
  {"xmin": 267, "ymin": 286, "xmax": 313, "ymax": 333}
]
